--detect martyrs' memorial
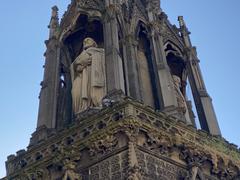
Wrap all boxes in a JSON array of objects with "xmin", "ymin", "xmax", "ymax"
[{"xmin": 3, "ymin": 0, "xmax": 240, "ymax": 179}]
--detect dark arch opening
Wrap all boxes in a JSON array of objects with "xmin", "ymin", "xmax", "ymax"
[
  {"xmin": 166, "ymin": 53, "xmax": 185, "ymax": 78},
  {"xmin": 64, "ymin": 14, "xmax": 104, "ymax": 61},
  {"xmin": 165, "ymin": 43, "xmax": 186, "ymax": 95},
  {"xmin": 165, "ymin": 44, "xmax": 198, "ymax": 126}
]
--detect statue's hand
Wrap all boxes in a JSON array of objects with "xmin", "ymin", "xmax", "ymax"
[
  {"xmin": 80, "ymin": 66, "xmax": 84, "ymax": 71},
  {"xmin": 76, "ymin": 64, "xmax": 84, "ymax": 72}
]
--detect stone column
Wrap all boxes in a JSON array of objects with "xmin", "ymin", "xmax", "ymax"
[
  {"xmin": 37, "ymin": 6, "xmax": 60, "ymax": 129},
  {"xmin": 124, "ymin": 35, "xmax": 142, "ymax": 100},
  {"xmin": 143, "ymin": 4, "xmax": 178, "ymax": 111},
  {"xmin": 103, "ymin": 4, "xmax": 125, "ymax": 94},
  {"xmin": 145, "ymin": 31, "xmax": 163, "ymax": 109},
  {"xmin": 149, "ymin": 16, "xmax": 179, "ymax": 111},
  {"xmin": 178, "ymin": 16, "xmax": 221, "ymax": 135},
  {"xmin": 119, "ymin": 39, "xmax": 130, "ymax": 96}
]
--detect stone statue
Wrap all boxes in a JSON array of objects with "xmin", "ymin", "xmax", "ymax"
[
  {"xmin": 71, "ymin": 37, "xmax": 106, "ymax": 113},
  {"xmin": 172, "ymin": 75, "xmax": 192, "ymax": 124},
  {"xmin": 172, "ymin": 75, "xmax": 187, "ymax": 114}
]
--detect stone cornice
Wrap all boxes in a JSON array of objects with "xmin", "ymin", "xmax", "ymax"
[{"xmin": 5, "ymin": 98, "xmax": 240, "ymax": 179}]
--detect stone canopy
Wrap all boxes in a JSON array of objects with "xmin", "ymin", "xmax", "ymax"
[{"xmin": 3, "ymin": 0, "xmax": 239, "ymax": 179}]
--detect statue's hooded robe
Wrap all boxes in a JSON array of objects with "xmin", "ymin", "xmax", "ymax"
[{"xmin": 71, "ymin": 47, "xmax": 105, "ymax": 113}]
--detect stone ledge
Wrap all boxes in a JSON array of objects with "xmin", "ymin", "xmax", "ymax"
[{"xmin": 5, "ymin": 98, "xmax": 240, "ymax": 179}]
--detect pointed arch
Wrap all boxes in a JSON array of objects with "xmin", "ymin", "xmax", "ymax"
[
  {"xmin": 135, "ymin": 20, "xmax": 150, "ymax": 39},
  {"xmin": 129, "ymin": 4, "xmax": 148, "ymax": 35},
  {"xmin": 63, "ymin": 13, "xmax": 104, "ymax": 61},
  {"xmin": 60, "ymin": 10, "xmax": 103, "ymax": 44},
  {"xmin": 164, "ymin": 41, "xmax": 184, "ymax": 58},
  {"xmin": 164, "ymin": 41, "xmax": 186, "ymax": 81},
  {"xmin": 135, "ymin": 20, "xmax": 160, "ymax": 109},
  {"xmin": 116, "ymin": 11, "xmax": 127, "ymax": 38},
  {"xmin": 56, "ymin": 10, "xmax": 105, "ymax": 128}
]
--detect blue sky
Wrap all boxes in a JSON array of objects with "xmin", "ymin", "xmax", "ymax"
[{"xmin": 0, "ymin": 0, "xmax": 239, "ymax": 178}]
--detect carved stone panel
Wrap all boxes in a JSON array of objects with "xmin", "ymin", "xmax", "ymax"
[
  {"xmin": 136, "ymin": 150, "xmax": 188, "ymax": 180},
  {"xmin": 88, "ymin": 150, "xmax": 128, "ymax": 180}
]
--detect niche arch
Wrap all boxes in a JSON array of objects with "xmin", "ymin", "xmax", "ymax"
[
  {"xmin": 164, "ymin": 42, "xmax": 187, "ymax": 96},
  {"xmin": 164, "ymin": 41, "xmax": 195, "ymax": 125},
  {"xmin": 63, "ymin": 14, "xmax": 104, "ymax": 61},
  {"xmin": 164, "ymin": 41, "xmax": 183, "ymax": 58},
  {"xmin": 135, "ymin": 21, "xmax": 160, "ymax": 109},
  {"xmin": 56, "ymin": 13, "xmax": 105, "ymax": 128}
]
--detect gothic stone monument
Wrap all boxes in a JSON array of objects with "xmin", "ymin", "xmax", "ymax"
[{"xmin": 3, "ymin": 0, "xmax": 240, "ymax": 179}]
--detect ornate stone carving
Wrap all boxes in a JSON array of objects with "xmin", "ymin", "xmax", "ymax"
[
  {"xmin": 127, "ymin": 165, "xmax": 143, "ymax": 180},
  {"xmin": 76, "ymin": 0, "xmax": 104, "ymax": 11},
  {"xmin": 211, "ymin": 157, "xmax": 240, "ymax": 179},
  {"xmin": 129, "ymin": 2, "xmax": 148, "ymax": 33},
  {"xmin": 54, "ymin": 144, "xmax": 81, "ymax": 164},
  {"xmin": 26, "ymin": 168, "xmax": 47, "ymax": 180},
  {"xmin": 104, "ymin": 4, "xmax": 120, "ymax": 22},
  {"xmin": 50, "ymin": 144, "xmax": 82, "ymax": 179},
  {"xmin": 149, "ymin": 0, "xmax": 161, "ymax": 14},
  {"xmin": 88, "ymin": 135, "xmax": 118, "ymax": 157},
  {"xmin": 5, "ymin": 100, "xmax": 240, "ymax": 179},
  {"xmin": 63, "ymin": 167, "xmax": 82, "ymax": 180},
  {"xmin": 4, "ymin": 0, "xmax": 240, "ymax": 179},
  {"xmin": 179, "ymin": 145, "xmax": 207, "ymax": 167},
  {"xmin": 158, "ymin": 13, "xmax": 184, "ymax": 51},
  {"xmin": 121, "ymin": 123, "xmax": 140, "ymax": 143},
  {"xmin": 144, "ymin": 132, "xmax": 173, "ymax": 156}
]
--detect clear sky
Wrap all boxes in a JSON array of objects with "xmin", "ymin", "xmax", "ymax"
[{"xmin": 0, "ymin": 0, "xmax": 239, "ymax": 178}]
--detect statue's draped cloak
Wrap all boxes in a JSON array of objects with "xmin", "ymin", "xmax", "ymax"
[{"xmin": 71, "ymin": 47, "xmax": 105, "ymax": 113}]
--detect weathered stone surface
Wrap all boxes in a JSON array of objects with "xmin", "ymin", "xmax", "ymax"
[
  {"xmin": 4, "ymin": 99, "xmax": 240, "ymax": 179},
  {"xmin": 3, "ymin": 0, "xmax": 238, "ymax": 179}
]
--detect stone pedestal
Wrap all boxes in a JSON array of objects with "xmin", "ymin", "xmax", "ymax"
[{"xmin": 4, "ymin": 99, "xmax": 240, "ymax": 180}]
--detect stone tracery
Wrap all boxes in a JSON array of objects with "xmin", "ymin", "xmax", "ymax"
[{"xmin": 3, "ymin": 0, "xmax": 238, "ymax": 179}]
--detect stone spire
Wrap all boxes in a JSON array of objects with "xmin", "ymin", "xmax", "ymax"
[
  {"xmin": 178, "ymin": 16, "xmax": 191, "ymax": 47},
  {"xmin": 178, "ymin": 16, "xmax": 221, "ymax": 136},
  {"xmin": 35, "ymin": 6, "xmax": 61, "ymax": 139},
  {"xmin": 49, "ymin": 6, "xmax": 59, "ymax": 38}
]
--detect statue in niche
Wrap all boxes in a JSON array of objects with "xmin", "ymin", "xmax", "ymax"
[
  {"xmin": 172, "ymin": 75, "xmax": 192, "ymax": 124},
  {"xmin": 172, "ymin": 75, "xmax": 187, "ymax": 113},
  {"xmin": 71, "ymin": 37, "xmax": 106, "ymax": 113}
]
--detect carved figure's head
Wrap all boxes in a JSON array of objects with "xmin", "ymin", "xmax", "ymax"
[{"xmin": 83, "ymin": 37, "xmax": 97, "ymax": 49}]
